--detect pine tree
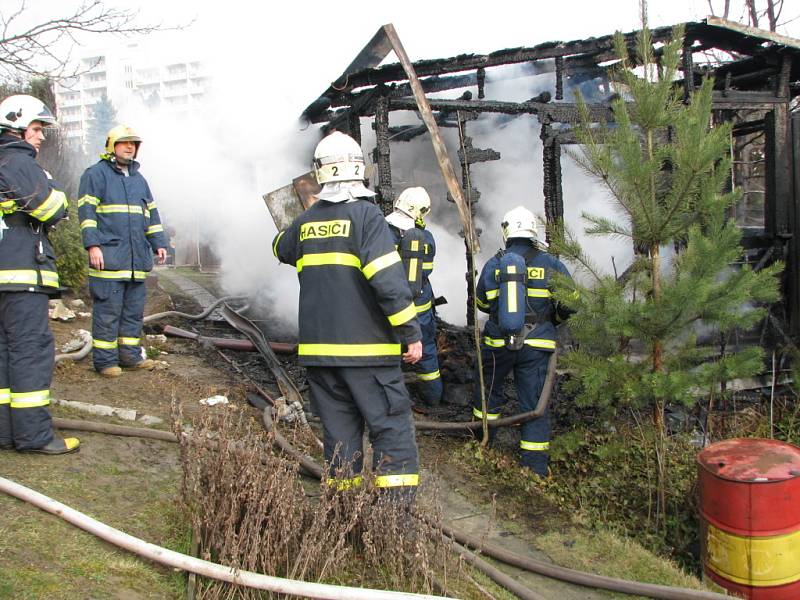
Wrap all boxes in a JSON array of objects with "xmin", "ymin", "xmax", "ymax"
[
  {"xmin": 550, "ymin": 26, "xmax": 782, "ymax": 525},
  {"xmin": 85, "ymin": 93, "xmax": 117, "ymax": 157}
]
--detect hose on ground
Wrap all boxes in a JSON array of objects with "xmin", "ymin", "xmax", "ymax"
[
  {"xmin": 0, "ymin": 476, "xmax": 446, "ymax": 600},
  {"xmin": 415, "ymin": 351, "xmax": 557, "ymax": 431},
  {"xmin": 53, "ymin": 417, "xmax": 178, "ymax": 443},
  {"xmin": 452, "ymin": 540, "xmax": 547, "ymax": 600},
  {"xmin": 261, "ymin": 407, "xmax": 324, "ymax": 479},
  {"xmin": 143, "ymin": 295, "xmax": 246, "ymax": 324},
  {"xmin": 54, "ymin": 330, "xmax": 93, "ymax": 364}
]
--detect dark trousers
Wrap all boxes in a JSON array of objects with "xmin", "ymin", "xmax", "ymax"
[
  {"xmin": 90, "ymin": 279, "xmax": 146, "ymax": 370},
  {"xmin": 473, "ymin": 344, "xmax": 552, "ymax": 475},
  {"xmin": 306, "ymin": 365, "xmax": 419, "ymax": 486},
  {"xmin": 412, "ymin": 307, "xmax": 443, "ymax": 405},
  {"xmin": 0, "ymin": 292, "xmax": 55, "ymax": 450}
]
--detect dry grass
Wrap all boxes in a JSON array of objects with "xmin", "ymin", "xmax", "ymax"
[{"xmin": 175, "ymin": 405, "xmax": 466, "ymax": 599}]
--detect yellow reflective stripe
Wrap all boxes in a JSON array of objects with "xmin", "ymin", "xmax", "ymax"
[
  {"xmin": 506, "ymin": 265, "xmax": 518, "ymax": 313},
  {"xmin": 80, "ymin": 219, "xmax": 97, "ymax": 230},
  {"xmin": 408, "ymin": 258, "xmax": 418, "ymax": 282},
  {"xmin": 485, "ymin": 289, "xmax": 499, "ymax": 300},
  {"xmin": 520, "ymin": 440, "xmax": 550, "ymax": 451},
  {"xmin": 29, "ymin": 189, "xmax": 67, "ymax": 221},
  {"xmin": 483, "ymin": 336, "xmax": 505, "ymax": 348},
  {"xmin": 524, "ymin": 338, "xmax": 556, "ymax": 350},
  {"xmin": 0, "ymin": 388, "xmax": 9, "ymax": 405},
  {"xmin": 78, "ymin": 195, "xmax": 100, "ymax": 207},
  {"xmin": 326, "ymin": 476, "xmax": 363, "ymax": 491},
  {"xmin": 298, "ymin": 343, "xmax": 400, "ymax": 357},
  {"xmin": 118, "ymin": 337, "xmax": 140, "ymax": 346},
  {"xmin": 527, "ymin": 288, "xmax": 552, "ymax": 298},
  {"xmin": 296, "ymin": 252, "xmax": 361, "ymax": 273},
  {"xmin": 93, "ymin": 338, "xmax": 118, "ymax": 349},
  {"xmin": 147, "ymin": 201, "xmax": 157, "ymax": 210},
  {"xmin": 387, "ymin": 302, "xmax": 416, "ymax": 326},
  {"xmin": 10, "ymin": 390, "xmax": 50, "ymax": 408},
  {"xmin": 0, "ymin": 270, "xmax": 38, "ymax": 285},
  {"xmin": 88, "ymin": 269, "xmax": 147, "ymax": 280},
  {"xmin": 422, "ymin": 261, "xmax": 433, "ymax": 270},
  {"xmin": 272, "ymin": 230, "xmax": 285, "ymax": 258},
  {"xmin": 40, "ymin": 271, "xmax": 58, "ymax": 288},
  {"xmin": 705, "ymin": 522, "xmax": 800, "ymax": 587},
  {"xmin": 144, "ymin": 209, "xmax": 151, "ymax": 219},
  {"xmin": 146, "ymin": 224, "xmax": 164, "ymax": 235},
  {"xmin": 415, "ymin": 300, "xmax": 432, "ymax": 313},
  {"xmin": 473, "ymin": 407, "xmax": 501, "ymax": 420},
  {"xmin": 95, "ymin": 204, "xmax": 144, "ymax": 214},
  {"xmin": 362, "ymin": 251, "xmax": 400, "ymax": 280},
  {"xmin": 476, "ymin": 298, "xmax": 489, "ymax": 309},
  {"xmin": 375, "ymin": 474, "xmax": 419, "ymax": 488},
  {"xmin": 417, "ymin": 370, "xmax": 440, "ymax": 382},
  {"xmin": 0, "ymin": 199, "xmax": 15, "ymax": 210}
]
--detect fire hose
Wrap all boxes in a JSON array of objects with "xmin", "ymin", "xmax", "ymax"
[{"xmin": 142, "ymin": 294, "xmax": 246, "ymax": 324}]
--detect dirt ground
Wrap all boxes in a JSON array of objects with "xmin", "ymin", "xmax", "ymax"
[{"xmin": 0, "ymin": 269, "xmax": 711, "ymax": 599}]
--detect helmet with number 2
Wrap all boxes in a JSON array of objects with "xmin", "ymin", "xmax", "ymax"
[{"xmin": 313, "ymin": 131, "xmax": 366, "ymax": 185}]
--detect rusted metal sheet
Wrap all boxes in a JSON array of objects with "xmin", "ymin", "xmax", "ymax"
[{"xmin": 262, "ymin": 172, "xmax": 319, "ymax": 231}]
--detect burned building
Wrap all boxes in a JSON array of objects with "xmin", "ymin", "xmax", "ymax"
[{"xmin": 301, "ymin": 18, "xmax": 800, "ymax": 335}]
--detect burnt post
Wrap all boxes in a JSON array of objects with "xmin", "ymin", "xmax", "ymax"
[
  {"xmin": 372, "ymin": 91, "xmax": 393, "ymax": 215},
  {"xmin": 682, "ymin": 38, "xmax": 695, "ymax": 102},
  {"xmin": 791, "ymin": 112, "xmax": 800, "ymax": 335},
  {"xmin": 555, "ymin": 56, "xmax": 564, "ymax": 101},
  {"xmin": 347, "ymin": 112, "xmax": 362, "ymax": 146},
  {"xmin": 457, "ymin": 111, "xmax": 478, "ymax": 328},
  {"xmin": 540, "ymin": 120, "xmax": 564, "ymax": 245}
]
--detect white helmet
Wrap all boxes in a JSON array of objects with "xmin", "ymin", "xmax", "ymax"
[
  {"xmin": 394, "ymin": 187, "xmax": 431, "ymax": 221},
  {"xmin": 0, "ymin": 94, "xmax": 57, "ymax": 133},
  {"xmin": 313, "ymin": 131, "xmax": 366, "ymax": 185},
  {"xmin": 501, "ymin": 206, "xmax": 538, "ymax": 242}
]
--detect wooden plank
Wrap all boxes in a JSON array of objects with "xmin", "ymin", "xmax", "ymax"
[{"xmin": 382, "ymin": 23, "xmax": 479, "ymax": 253}]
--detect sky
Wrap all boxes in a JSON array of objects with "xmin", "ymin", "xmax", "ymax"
[{"xmin": 13, "ymin": 0, "xmax": 800, "ymax": 327}]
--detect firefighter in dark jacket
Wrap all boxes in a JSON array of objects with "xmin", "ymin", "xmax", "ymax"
[
  {"xmin": 273, "ymin": 131, "xmax": 422, "ymax": 499},
  {"xmin": 0, "ymin": 94, "xmax": 80, "ymax": 454},
  {"xmin": 472, "ymin": 206, "xmax": 574, "ymax": 476},
  {"xmin": 386, "ymin": 187, "xmax": 443, "ymax": 408},
  {"xmin": 78, "ymin": 125, "xmax": 168, "ymax": 377}
]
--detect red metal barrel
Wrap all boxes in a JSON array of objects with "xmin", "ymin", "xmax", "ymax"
[{"xmin": 698, "ymin": 438, "xmax": 800, "ymax": 599}]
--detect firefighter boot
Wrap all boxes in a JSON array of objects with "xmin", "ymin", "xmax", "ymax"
[
  {"xmin": 99, "ymin": 366, "xmax": 122, "ymax": 378},
  {"xmin": 122, "ymin": 358, "xmax": 156, "ymax": 371},
  {"xmin": 21, "ymin": 436, "xmax": 80, "ymax": 455}
]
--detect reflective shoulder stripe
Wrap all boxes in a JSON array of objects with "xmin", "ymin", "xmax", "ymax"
[
  {"xmin": 296, "ymin": 252, "xmax": 361, "ymax": 273},
  {"xmin": 415, "ymin": 300, "xmax": 432, "ymax": 313},
  {"xmin": 524, "ymin": 339, "xmax": 556, "ymax": 350},
  {"xmin": 482, "ymin": 336, "xmax": 505, "ymax": 348},
  {"xmin": 527, "ymin": 288, "xmax": 552, "ymax": 298},
  {"xmin": 0, "ymin": 270, "xmax": 38, "ymax": 285},
  {"xmin": 147, "ymin": 201, "xmax": 157, "ymax": 210},
  {"xmin": 417, "ymin": 370, "xmax": 440, "ymax": 382},
  {"xmin": 78, "ymin": 195, "xmax": 100, "ymax": 207},
  {"xmin": 146, "ymin": 224, "xmax": 164, "ymax": 235},
  {"xmin": 29, "ymin": 189, "xmax": 67, "ymax": 221},
  {"xmin": 473, "ymin": 407, "xmax": 501, "ymax": 420},
  {"xmin": 326, "ymin": 475, "xmax": 363, "ymax": 491},
  {"xmin": 485, "ymin": 289, "xmax": 499, "ymax": 300},
  {"xmin": 10, "ymin": 390, "xmax": 50, "ymax": 408},
  {"xmin": 272, "ymin": 230, "xmax": 285, "ymax": 258},
  {"xmin": 387, "ymin": 302, "xmax": 416, "ymax": 326},
  {"xmin": 93, "ymin": 338, "xmax": 118, "ymax": 349},
  {"xmin": 362, "ymin": 251, "xmax": 401, "ymax": 280},
  {"xmin": 520, "ymin": 440, "xmax": 550, "ymax": 451},
  {"xmin": 298, "ymin": 343, "xmax": 400, "ymax": 357},
  {"xmin": 374, "ymin": 474, "xmax": 419, "ymax": 488},
  {"xmin": 422, "ymin": 261, "xmax": 434, "ymax": 270},
  {"xmin": 80, "ymin": 219, "xmax": 97, "ymax": 230}
]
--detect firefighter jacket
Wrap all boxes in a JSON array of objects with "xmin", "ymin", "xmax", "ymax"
[
  {"xmin": 78, "ymin": 157, "xmax": 168, "ymax": 281},
  {"xmin": 273, "ymin": 198, "xmax": 421, "ymax": 367},
  {"xmin": 388, "ymin": 223, "xmax": 436, "ymax": 314},
  {"xmin": 476, "ymin": 239, "xmax": 574, "ymax": 351},
  {"xmin": 0, "ymin": 133, "xmax": 68, "ymax": 293}
]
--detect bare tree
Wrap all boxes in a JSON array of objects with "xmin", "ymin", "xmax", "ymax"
[
  {"xmin": 706, "ymin": 0, "xmax": 788, "ymax": 32},
  {"xmin": 0, "ymin": 1, "xmax": 182, "ymax": 82}
]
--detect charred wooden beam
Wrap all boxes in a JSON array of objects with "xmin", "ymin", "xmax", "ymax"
[
  {"xmin": 347, "ymin": 112, "xmax": 361, "ymax": 145},
  {"xmin": 372, "ymin": 93, "xmax": 393, "ymax": 214},
  {"xmin": 764, "ymin": 103, "xmax": 792, "ymax": 237},
  {"xmin": 682, "ymin": 39, "xmax": 695, "ymax": 101},
  {"xmin": 555, "ymin": 56, "xmax": 564, "ymax": 101},
  {"xmin": 541, "ymin": 121, "xmax": 564, "ymax": 241},
  {"xmin": 386, "ymin": 97, "xmax": 611, "ymax": 123},
  {"xmin": 477, "ymin": 68, "xmax": 486, "ymax": 99},
  {"xmin": 791, "ymin": 113, "xmax": 800, "ymax": 334}
]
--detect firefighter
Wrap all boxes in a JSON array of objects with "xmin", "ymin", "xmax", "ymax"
[
  {"xmin": 472, "ymin": 206, "xmax": 574, "ymax": 476},
  {"xmin": 386, "ymin": 187, "xmax": 443, "ymax": 408},
  {"xmin": 78, "ymin": 125, "xmax": 168, "ymax": 377},
  {"xmin": 0, "ymin": 94, "xmax": 79, "ymax": 454},
  {"xmin": 273, "ymin": 131, "xmax": 422, "ymax": 499}
]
